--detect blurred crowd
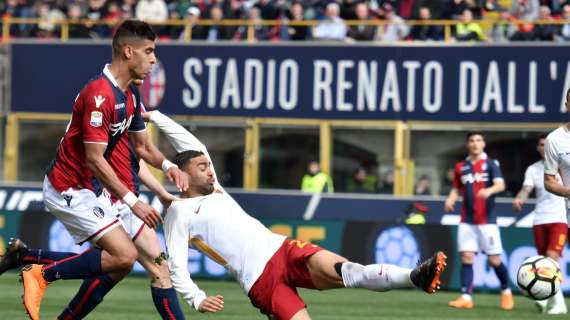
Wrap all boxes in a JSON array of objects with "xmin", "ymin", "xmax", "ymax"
[{"xmin": 2, "ymin": 0, "xmax": 570, "ymax": 41}]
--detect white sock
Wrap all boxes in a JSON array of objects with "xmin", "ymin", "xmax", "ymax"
[
  {"xmin": 501, "ymin": 288, "xmax": 511, "ymax": 294},
  {"xmin": 341, "ymin": 262, "xmax": 413, "ymax": 292},
  {"xmin": 461, "ymin": 294, "xmax": 472, "ymax": 301},
  {"xmin": 552, "ymin": 289, "xmax": 567, "ymax": 309}
]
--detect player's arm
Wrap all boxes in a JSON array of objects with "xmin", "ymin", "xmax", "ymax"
[
  {"xmin": 542, "ymin": 136, "xmax": 570, "ymax": 197},
  {"xmin": 477, "ymin": 160, "xmax": 506, "ymax": 199},
  {"xmin": 138, "ymin": 159, "xmax": 175, "ymax": 208},
  {"xmin": 513, "ymin": 185, "xmax": 533, "ymax": 211},
  {"xmin": 164, "ymin": 204, "xmax": 224, "ymax": 313},
  {"xmin": 84, "ymin": 143, "xmax": 161, "ymax": 228},
  {"xmin": 129, "ymin": 131, "xmax": 188, "ymax": 192},
  {"xmin": 444, "ymin": 188, "xmax": 459, "ymax": 212},
  {"xmin": 145, "ymin": 110, "xmax": 224, "ymax": 191}
]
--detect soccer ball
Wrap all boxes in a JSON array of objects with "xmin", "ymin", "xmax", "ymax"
[{"xmin": 517, "ymin": 255, "xmax": 563, "ymax": 300}]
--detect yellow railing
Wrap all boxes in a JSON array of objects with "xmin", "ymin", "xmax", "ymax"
[{"xmin": 3, "ymin": 17, "xmax": 569, "ymax": 43}]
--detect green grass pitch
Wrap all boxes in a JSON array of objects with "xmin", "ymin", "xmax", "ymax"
[{"xmin": 0, "ymin": 272, "xmax": 567, "ymax": 319}]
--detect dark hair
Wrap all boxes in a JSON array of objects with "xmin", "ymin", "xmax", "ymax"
[
  {"xmin": 566, "ymin": 88, "xmax": 570, "ymax": 103},
  {"xmin": 537, "ymin": 134, "xmax": 547, "ymax": 143},
  {"xmin": 466, "ymin": 131, "xmax": 484, "ymax": 141},
  {"xmin": 112, "ymin": 20, "xmax": 157, "ymax": 57},
  {"xmin": 172, "ymin": 150, "xmax": 205, "ymax": 169}
]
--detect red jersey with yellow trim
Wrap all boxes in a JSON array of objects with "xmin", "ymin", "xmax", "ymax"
[{"xmin": 47, "ymin": 65, "xmax": 146, "ymax": 194}]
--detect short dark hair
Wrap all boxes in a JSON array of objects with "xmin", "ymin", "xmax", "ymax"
[
  {"xmin": 172, "ymin": 150, "xmax": 205, "ymax": 169},
  {"xmin": 566, "ymin": 88, "xmax": 570, "ymax": 103},
  {"xmin": 537, "ymin": 134, "xmax": 547, "ymax": 143},
  {"xmin": 112, "ymin": 20, "xmax": 157, "ymax": 57},
  {"xmin": 466, "ymin": 131, "xmax": 484, "ymax": 141}
]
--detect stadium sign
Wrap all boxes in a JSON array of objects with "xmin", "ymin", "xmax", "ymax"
[{"xmin": 10, "ymin": 43, "xmax": 570, "ymax": 122}]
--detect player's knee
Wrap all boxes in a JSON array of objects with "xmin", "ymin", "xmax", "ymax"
[
  {"xmin": 116, "ymin": 248, "xmax": 138, "ymax": 270},
  {"xmin": 460, "ymin": 252, "xmax": 474, "ymax": 264},
  {"xmin": 487, "ymin": 255, "xmax": 502, "ymax": 267}
]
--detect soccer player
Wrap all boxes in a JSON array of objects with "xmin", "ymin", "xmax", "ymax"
[
  {"xmin": 146, "ymin": 110, "xmax": 447, "ymax": 319},
  {"xmin": 444, "ymin": 131, "xmax": 514, "ymax": 310},
  {"xmin": 514, "ymin": 134, "xmax": 567, "ymax": 314},
  {"xmin": 540, "ymin": 91, "xmax": 570, "ymax": 315},
  {"xmin": 19, "ymin": 20, "xmax": 188, "ymax": 320}
]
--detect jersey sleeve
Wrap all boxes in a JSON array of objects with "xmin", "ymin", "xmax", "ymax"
[
  {"xmin": 522, "ymin": 165, "xmax": 535, "ymax": 187},
  {"xmin": 128, "ymin": 105, "xmax": 146, "ymax": 132},
  {"xmin": 489, "ymin": 159, "xmax": 504, "ymax": 182},
  {"xmin": 452, "ymin": 163, "xmax": 462, "ymax": 190},
  {"xmin": 544, "ymin": 137, "xmax": 559, "ymax": 176},
  {"xmin": 164, "ymin": 202, "xmax": 207, "ymax": 311},
  {"xmin": 82, "ymin": 90, "xmax": 113, "ymax": 144}
]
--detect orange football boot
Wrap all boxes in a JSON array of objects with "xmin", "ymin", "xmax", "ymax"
[{"xmin": 20, "ymin": 264, "xmax": 50, "ymax": 320}]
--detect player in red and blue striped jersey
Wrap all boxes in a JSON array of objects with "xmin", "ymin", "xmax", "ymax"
[{"xmin": 444, "ymin": 131, "xmax": 514, "ymax": 310}]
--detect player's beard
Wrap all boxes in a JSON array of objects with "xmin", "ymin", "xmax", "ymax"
[{"xmin": 197, "ymin": 182, "xmax": 215, "ymax": 196}]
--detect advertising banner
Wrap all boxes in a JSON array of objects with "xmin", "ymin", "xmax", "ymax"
[{"xmin": 11, "ymin": 43, "xmax": 570, "ymax": 122}]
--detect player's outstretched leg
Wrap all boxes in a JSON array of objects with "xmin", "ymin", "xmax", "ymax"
[
  {"xmin": 489, "ymin": 255, "xmax": 514, "ymax": 311},
  {"xmin": 410, "ymin": 251, "xmax": 448, "ymax": 294},
  {"xmin": 0, "ymin": 238, "xmax": 78, "ymax": 276}
]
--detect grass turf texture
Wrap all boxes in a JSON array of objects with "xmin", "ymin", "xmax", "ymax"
[{"xmin": 0, "ymin": 272, "xmax": 568, "ymax": 319}]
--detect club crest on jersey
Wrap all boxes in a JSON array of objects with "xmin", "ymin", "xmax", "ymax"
[
  {"xmin": 90, "ymin": 111, "xmax": 103, "ymax": 127},
  {"xmin": 110, "ymin": 115, "xmax": 133, "ymax": 136},
  {"xmin": 93, "ymin": 207, "xmax": 105, "ymax": 219}
]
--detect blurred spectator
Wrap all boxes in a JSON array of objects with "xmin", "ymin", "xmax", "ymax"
[
  {"xmin": 301, "ymin": 160, "xmax": 334, "ymax": 193},
  {"xmin": 409, "ymin": 6, "xmax": 443, "ymax": 40},
  {"xmin": 532, "ymin": 5, "xmax": 558, "ymax": 40},
  {"xmin": 86, "ymin": 0, "xmax": 111, "ymax": 38},
  {"xmin": 403, "ymin": 202, "xmax": 428, "ymax": 224},
  {"xmin": 255, "ymin": 0, "xmax": 280, "ymax": 20},
  {"xmin": 1, "ymin": 0, "xmax": 25, "ymax": 37},
  {"xmin": 313, "ymin": 2, "xmax": 347, "ymax": 41},
  {"xmin": 557, "ymin": 4, "xmax": 570, "ymax": 41},
  {"xmin": 347, "ymin": 166, "xmax": 378, "ymax": 193},
  {"xmin": 377, "ymin": 3, "xmax": 409, "ymax": 42},
  {"xmin": 120, "ymin": 0, "xmax": 137, "ymax": 19},
  {"xmin": 178, "ymin": 6, "xmax": 202, "ymax": 40},
  {"xmin": 235, "ymin": 7, "xmax": 270, "ymax": 41},
  {"xmin": 444, "ymin": 0, "xmax": 482, "ymax": 19},
  {"xmin": 136, "ymin": 0, "xmax": 168, "ymax": 22},
  {"xmin": 67, "ymin": 2, "xmax": 91, "ymax": 38},
  {"xmin": 347, "ymin": 2, "xmax": 376, "ymax": 41},
  {"xmin": 34, "ymin": 1, "xmax": 66, "ymax": 38},
  {"xmin": 440, "ymin": 167, "xmax": 455, "ymax": 195},
  {"xmin": 490, "ymin": 8, "xmax": 517, "ymax": 42},
  {"xmin": 378, "ymin": 170, "xmax": 394, "ymax": 194},
  {"xmin": 340, "ymin": 0, "xmax": 359, "ymax": 20},
  {"xmin": 414, "ymin": 174, "xmax": 432, "ymax": 195},
  {"xmin": 202, "ymin": 5, "xmax": 234, "ymax": 41},
  {"xmin": 285, "ymin": 2, "xmax": 308, "ymax": 40},
  {"xmin": 483, "ymin": 0, "xmax": 505, "ymax": 12},
  {"xmin": 455, "ymin": 8, "xmax": 487, "ymax": 41},
  {"xmin": 511, "ymin": 0, "xmax": 540, "ymax": 20}
]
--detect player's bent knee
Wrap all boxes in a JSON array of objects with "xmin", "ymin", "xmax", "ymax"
[{"xmin": 116, "ymin": 248, "xmax": 138, "ymax": 270}]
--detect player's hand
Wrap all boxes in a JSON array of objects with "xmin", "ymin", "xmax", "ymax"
[
  {"xmin": 477, "ymin": 188, "xmax": 492, "ymax": 200},
  {"xmin": 141, "ymin": 111, "xmax": 152, "ymax": 122},
  {"xmin": 166, "ymin": 167, "xmax": 189, "ymax": 192},
  {"xmin": 512, "ymin": 198, "xmax": 524, "ymax": 211},
  {"xmin": 198, "ymin": 295, "xmax": 224, "ymax": 313},
  {"xmin": 444, "ymin": 198, "xmax": 455, "ymax": 212},
  {"xmin": 131, "ymin": 201, "xmax": 163, "ymax": 229}
]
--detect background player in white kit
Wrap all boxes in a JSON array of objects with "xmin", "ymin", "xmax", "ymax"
[
  {"xmin": 513, "ymin": 134, "xmax": 568, "ymax": 314},
  {"xmin": 146, "ymin": 110, "xmax": 447, "ymax": 320}
]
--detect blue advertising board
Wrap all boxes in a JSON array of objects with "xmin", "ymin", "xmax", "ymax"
[{"xmin": 10, "ymin": 43, "xmax": 570, "ymax": 122}]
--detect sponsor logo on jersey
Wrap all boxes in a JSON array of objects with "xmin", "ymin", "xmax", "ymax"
[
  {"xmin": 94, "ymin": 95, "xmax": 106, "ymax": 108},
  {"xmin": 90, "ymin": 111, "xmax": 103, "ymax": 127},
  {"xmin": 93, "ymin": 206, "xmax": 105, "ymax": 219},
  {"xmin": 115, "ymin": 103, "xmax": 125, "ymax": 110},
  {"xmin": 194, "ymin": 204, "xmax": 202, "ymax": 214},
  {"xmin": 110, "ymin": 114, "xmax": 133, "ymax": 136},
  {"xmin": 461, "ymin": 172, "xmax": 489, "ymax": 184}
]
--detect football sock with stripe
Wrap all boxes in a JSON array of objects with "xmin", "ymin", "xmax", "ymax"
[
  {"xmin": 57, "ymin": 275, "xmax": 116, "ymax": 320},
  {"xmin": 151, "ymin": 286, "xmax": 186, "ymax": 320},
  {"xmin": 340, "ymin": 262, "xmax": 413, "ymax": 291},
  {"xmin": 492, "ymin": 262, "xmax": 510, "ymax": 290},
  {"xmin": 42, "ymin": 248, "xmax": 103, "ymax": 282},
  {"xmin": 461, "ymin": 263, "xmax": 474, "ymax": 295},
  {"xmin": 23, "ymin": 249, "xmax": 76, "ymax": 265}
]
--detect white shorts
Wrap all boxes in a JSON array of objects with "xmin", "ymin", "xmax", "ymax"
[
  {"xmin": 43, "ymin": 177, "xmax": 121, "ymax": 245},
  {"xmin": 457, "ymin": 223, "xmax": 504, "ymax": 255},
  {"xmin": 97, "ymin": 193, "xmax": 146, "ymax": 241}
]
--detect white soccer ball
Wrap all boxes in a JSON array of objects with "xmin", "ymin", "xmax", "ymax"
[{"xmin": 517, "ymin": 255, "xmax": 562, "ymax": 300}]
